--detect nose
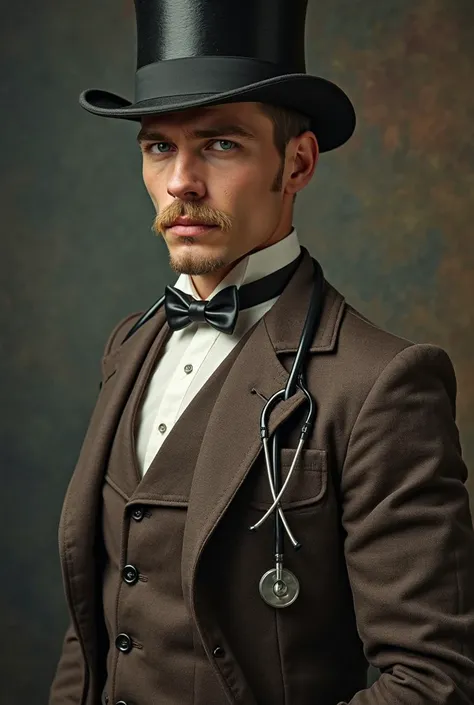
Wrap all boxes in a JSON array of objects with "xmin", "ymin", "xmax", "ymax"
[{"xmin": 166, "ymin": 152, "xmax": 207, "ymax": 201}]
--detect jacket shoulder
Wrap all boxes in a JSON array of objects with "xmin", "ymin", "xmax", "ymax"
[
  {"xmin": 102, "ymin": 311, "xmax": 145, "ymax": 357},
  {"xmin": 339, "ymin": 300, "xmax": 415, "ymax": 371},
  {"xmin": 320, "ymin": 296, "xmax": 417, "ymax": 412},
  {"xmin": 340, "ymin": 302, "xmax": 457, "ymax": 402},
  {"xmin": 335, "ymin": 298, "xmax": 455, "ymax": 406}
]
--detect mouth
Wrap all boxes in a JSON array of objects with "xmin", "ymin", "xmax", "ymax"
[{"xmin": 167, "ymin": 220, "xmax": 218, "ymax": 237}]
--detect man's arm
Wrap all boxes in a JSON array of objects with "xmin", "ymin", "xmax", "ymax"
[
  {"xmin": 49, "ymin": 623, "xmax": 86, "ymax": 705},
  {"xmin": 338, "ymin": 343, "xmax": 474, "ymax": 704},
  {"xmin": 49, "ymin": 311, "xmax": 143, "ymax": 704}
]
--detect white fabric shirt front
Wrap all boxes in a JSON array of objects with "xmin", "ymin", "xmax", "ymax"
[{"xmin": 136, "ymin": 229, "xmax": 301, "ymax": 476}]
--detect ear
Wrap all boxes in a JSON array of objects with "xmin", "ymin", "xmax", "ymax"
[{"xmin": 285, "ymin": 131, "xmax": 319, "ymax": 197}]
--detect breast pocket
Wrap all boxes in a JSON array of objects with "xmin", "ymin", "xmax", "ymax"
[{"xmin": 249, "ymin": 448, "xmax": 327, "ymax": 511}]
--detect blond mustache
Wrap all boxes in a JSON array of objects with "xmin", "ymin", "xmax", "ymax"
[{"xmin": 153, "ymin": 201, "xmax": 233, "ymax": 234}]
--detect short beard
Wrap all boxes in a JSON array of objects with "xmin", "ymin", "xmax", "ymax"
[{"xmin": 168, "ymin": 246, "xmax": 226, "ymax": 275}]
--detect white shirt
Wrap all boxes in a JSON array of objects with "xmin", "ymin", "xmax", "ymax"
[{"xmin": 136, "ymin": 228, "xmax": 301, "ymax": 476}]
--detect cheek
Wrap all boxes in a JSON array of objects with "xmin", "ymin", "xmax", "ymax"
[
  {"xmin": 222, "ymin": 167, "xmax": 269, "ymax": 209},
  {"xmin": 142, "ymin": 164, "xmax": 152, "ymax": 193},
  {"xmin": 142, "ymin": 165, "xmax": 164, "ymax": 207}
]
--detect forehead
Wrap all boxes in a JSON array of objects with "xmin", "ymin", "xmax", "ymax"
[{"xmin": 140, "ymin": 101, "xmax": 270, "ymax": 134}]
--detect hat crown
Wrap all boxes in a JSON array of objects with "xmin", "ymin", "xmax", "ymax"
[
  {"xmin": 80, "ymin": 0, "xmax": 356, "ymax": 153},
  {"xmin": 134, "ymin": 0, "xmax": 308, "ymax": 72}
]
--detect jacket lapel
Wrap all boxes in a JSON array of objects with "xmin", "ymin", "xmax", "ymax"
[
  {"xmin": 59, "ymin": 305, "xmax": 169, "ymax": 655},
  {"xmin": 182, "ymin": 249, "xmax": 346, "ymax": 601}
]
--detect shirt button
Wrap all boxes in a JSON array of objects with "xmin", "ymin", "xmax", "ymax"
[
  {"xmin": 213, "ymin": 646, "xmax": 225, "ymax": 658},
  {"xmin": 122, "ymin": 565, "xmax": 139, "ymax": 585},
  {"xmin": 131, "ymin": 506, "xmax": 145, "ymax": 521},
  {"xmin": 184, "ymin": 363, "xmax": 193, "ymax": 374},
  {"xmin": 158, "ymin": 423, "xmax": 167, "ymax": 434},
  {"xmin": 115, "ymin": 633, "xmax": 132, "ymax": 653}
]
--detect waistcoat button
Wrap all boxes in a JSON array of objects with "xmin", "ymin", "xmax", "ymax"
[
  {"xmin": 213, "ymin": 646, "xmax": 225, "ymax": 658},
  {"xmin": 122, "ymin": 565, "xmax": 139, "ymax": 585},
  {"xmin": 131, "ymin": 506, "xmax": 145, "ymax": 521},
  {"xmin": 115, "ymin": 633, "xmax": 133, "ymax": 653},
  {"xmin": 115, "ymin": 701, "xmax": 128, "ymax": 705}
]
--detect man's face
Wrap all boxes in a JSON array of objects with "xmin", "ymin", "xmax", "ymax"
[{"xmin": 138, "ymin": 102, "xmax": 298, "ymax": 277}]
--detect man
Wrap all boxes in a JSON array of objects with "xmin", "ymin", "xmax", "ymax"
[{"xmin": 50, "ymin": 0, "xmax": 474, "ymax": 704}]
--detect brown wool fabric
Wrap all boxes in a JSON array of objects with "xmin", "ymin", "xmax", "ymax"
[
  {"xmin": 101, "ymin": 324, "xmax": 254, "ymax": 705},
  {"xmin": 50, "ymin": 249, "xmax": 474, "ymax": 705}
]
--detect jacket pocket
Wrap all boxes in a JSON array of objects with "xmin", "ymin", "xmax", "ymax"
[{"xmin": 249, "ymin": 448, "xmax": 327, "ymax": 510}]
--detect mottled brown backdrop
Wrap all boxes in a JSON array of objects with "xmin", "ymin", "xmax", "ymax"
[{"xmin": 1, "ymin": 0, "xmax": 473, "ymax": 702}]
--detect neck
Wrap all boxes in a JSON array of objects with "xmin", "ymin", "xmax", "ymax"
[
  {"xmin": 191, "ymin": 224, "xmax": 295, "ymax": 299},
  {"xmin": 191, "ymin": 261, "xmax": 240, "ymax": 300}
]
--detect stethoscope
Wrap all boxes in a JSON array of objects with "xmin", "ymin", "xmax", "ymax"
[{"xmin": 121, "ymin": 257, "xmax": 326, "ymax": 609}]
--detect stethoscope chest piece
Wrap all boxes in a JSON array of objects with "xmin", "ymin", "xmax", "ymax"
[{"xmin": 259, "ymin": 568, "xmax": 300, "ymax": 608}]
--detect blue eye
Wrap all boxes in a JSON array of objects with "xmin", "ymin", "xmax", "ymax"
[
  {"xmin": 215, "ymin": 140, "xmax": 235, "ymax": 151},
  {"xmin": 152, "ymin": 142, "xmax": 171, "ymax": 153}
]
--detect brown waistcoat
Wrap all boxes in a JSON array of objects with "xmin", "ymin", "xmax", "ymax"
[{"xmin": 100, "ymin": 327, "xmax": 252, "ymax": 705}]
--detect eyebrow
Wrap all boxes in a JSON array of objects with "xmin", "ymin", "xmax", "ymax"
[{"xmin": 136, "ymin": 124, "xmax": 257, "ymax": 144}]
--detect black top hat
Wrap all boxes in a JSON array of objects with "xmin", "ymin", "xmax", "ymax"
[{"xmin": 80, "ymin": 0, "xmax": 356, "ymax": 153}]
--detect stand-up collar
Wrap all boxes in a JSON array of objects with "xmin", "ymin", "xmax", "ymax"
[{"xmin": 175, "ymin": 228, "xmax": 302, "ymax": 300}]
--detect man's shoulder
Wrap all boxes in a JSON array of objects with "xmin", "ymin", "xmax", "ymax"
[
  {"xmin": 336, "ymin": 297, "xmax": 456, "ymax": 398},
  {"xmin": 102, "ymin": 310, "xmax": 145, "ymax": 358},
  {"xmin": 324, "ymin": 281, "xmax": 417, "ymax": 392},
  {"xmin": 321, "ymin": 277, "xmax": 413, "ymax": 360},
  {"xmin": 341, "ymin": 299, "xmax": 414, "ymax": 360}
]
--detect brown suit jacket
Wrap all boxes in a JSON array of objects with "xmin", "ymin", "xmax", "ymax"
[{"xmin": 50, "ymin": 250, "xmax": 474, "ymax": 704}]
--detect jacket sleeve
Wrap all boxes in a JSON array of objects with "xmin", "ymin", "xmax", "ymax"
[
  {"xmin": 49, "ymin": 311, "xmax": 143, "ymax": 705},
  {"xmin": 49, "ymin": 623, "xmax": 87, "ymax": 705},
  {"xmin": 337, "ymin": 343, "xmax": 474, "ymax": 705}
]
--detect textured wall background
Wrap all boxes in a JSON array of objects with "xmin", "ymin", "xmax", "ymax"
[{"xmin": 1, "ymin": 0, "xmax": 473, "ymax": 702}]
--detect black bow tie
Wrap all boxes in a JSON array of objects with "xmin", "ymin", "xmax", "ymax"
[{"xmin": 164, "ymin": 253, "xmax": 302, "ymax": 335}]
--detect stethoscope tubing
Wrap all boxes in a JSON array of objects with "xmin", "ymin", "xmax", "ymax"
[
  {"xmin": 251, "ymin": 435, "xmax": 306, "ymax": 533},
  {"xmin": 119, "ymin": 258, "xmax": 326, "ymax": 608},
  {"xmin": 283, "ymin": 259, "xmax": 325, "ymax": 400},
  {"xmin": 251, "ymin": 259, "xmax": 325, "ymax": 607}
]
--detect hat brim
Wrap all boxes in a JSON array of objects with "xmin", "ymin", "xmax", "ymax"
[{"xmin": 79, "ymin": 73, "xmax": 355, "ymax": 153}]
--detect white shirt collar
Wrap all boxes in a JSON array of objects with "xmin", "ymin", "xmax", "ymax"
[{"xmin": 174, "ymin": 228, "xmax": 301, "ymax": 301}]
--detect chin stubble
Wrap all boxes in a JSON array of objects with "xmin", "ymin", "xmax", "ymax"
[{"xmin": 168, "ymin": 251, "xmax": 227, "ymax": 276}]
